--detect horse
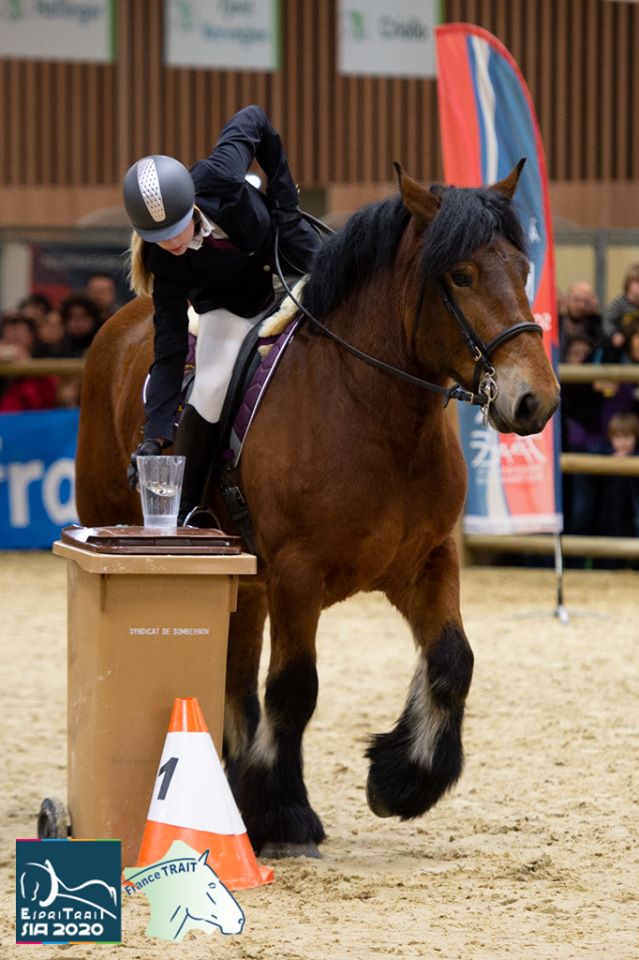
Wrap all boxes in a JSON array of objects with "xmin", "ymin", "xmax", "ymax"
[
  {"xmin": 75, "ymin": 163, "xmax": 560, "ymax": 859},
  {"xmin": 123, "ymin": 844, "xmax": 244, "ymax": 940}
]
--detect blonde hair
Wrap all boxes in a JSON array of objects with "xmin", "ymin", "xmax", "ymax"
[
  {"xmin": 127, "ymin": 230, "xmax": 153, "ymax": 297},
  {"xmin": 126, "ymin": 205, "xmax": 199, "ymax": 296}
]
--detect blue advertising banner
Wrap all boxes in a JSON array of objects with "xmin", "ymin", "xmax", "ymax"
[{"xmin": 0, "ymin": 409, "xmax": 79, "ymax": 549}]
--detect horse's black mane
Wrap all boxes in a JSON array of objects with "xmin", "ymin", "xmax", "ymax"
[
  {"xmin": 302, "ymin": 196, "xmax": 410, "ymax": 322},
  {"xmin": 303, "ymin": 184, "xmax": 527, "ymax": 321}
]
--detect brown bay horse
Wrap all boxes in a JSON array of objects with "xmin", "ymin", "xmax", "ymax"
[{"xmin": 76, "ymin": 165, "xmax": 559, "ymax": 858}]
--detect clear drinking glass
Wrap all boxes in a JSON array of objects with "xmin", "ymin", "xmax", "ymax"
[{"xmin": 136, "ymin": 455, "xmax": 186, "ymax": 529}]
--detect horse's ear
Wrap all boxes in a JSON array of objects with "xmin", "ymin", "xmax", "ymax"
[
  {"xmin": 197, "ymin": 850, "xmax": 209, "ymax": 865},
  {"xmin": 491, "ymin": 158, "xmax": 526, "ymax": 199},
  {"xmin": 393, "ymin": 162, "xmax": 441, "ymax": 228}
]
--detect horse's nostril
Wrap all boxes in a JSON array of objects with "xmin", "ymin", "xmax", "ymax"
[{"xmin": 516, "ymin": 392, "xmax": 538, "ymax": 424}]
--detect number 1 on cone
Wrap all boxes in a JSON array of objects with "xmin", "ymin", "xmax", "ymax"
[{"xmin": 157, "ymin": 757, "xmax": 178, "ymax": 800}]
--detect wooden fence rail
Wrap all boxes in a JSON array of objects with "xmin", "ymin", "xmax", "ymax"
[
  {"xmin": 560, "ymin": 453, "xmax": 639, "ymax": 476},
  {"xmin": 1, "ymin": 359, "xmax": 637, "ymax": 381},
  {"xmin": 560, "ymin": 363, "xmax": 639, "ymax": 383},
  {"xmin": 465, "ymin": 534, "xmax": 639, "ymax": 559},
  {"xmin": 0, "ymin": 358, "xmax": 85, "ymax": 377}
]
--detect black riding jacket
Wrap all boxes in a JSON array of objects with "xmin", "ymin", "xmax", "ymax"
[{"xmin": 142, "ymin": 105, "xmax": 318, "ymax": 442}]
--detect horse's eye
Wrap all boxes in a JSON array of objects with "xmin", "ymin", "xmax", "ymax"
[{"xmin": 450, "ymin": 271, "xmax": 472, "ymax": 288}]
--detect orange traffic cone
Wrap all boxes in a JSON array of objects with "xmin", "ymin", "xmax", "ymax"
[{"xmin": 137, "ymin": 697, "xmax": 274, "ymax": 890}]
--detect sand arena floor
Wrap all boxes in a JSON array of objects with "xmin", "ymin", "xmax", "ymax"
[{"xmin": 1, "ymin": 553, "xmax": 637, "ymax": 959}]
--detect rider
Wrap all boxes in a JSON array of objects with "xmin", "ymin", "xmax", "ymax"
[{"xmin": 123, "ymin": 104, "xmax": 319, "ymax": 524}]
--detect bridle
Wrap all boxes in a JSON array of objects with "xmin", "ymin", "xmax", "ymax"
[
  {"xmin": 274, "ymin": 215, "xmax": 543, "ymax": 421},
  {"xmin": 435, "ymin": 279, "xmax": 543, "ymax": 418}
]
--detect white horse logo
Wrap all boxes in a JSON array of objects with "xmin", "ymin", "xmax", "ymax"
[
  {"xmin": 123, "ymin": 841, "xmax": 245, "ymax": 941},
  {"xmin": 19, "ymin": 859, "xmax": 118, "ymax": 919}
]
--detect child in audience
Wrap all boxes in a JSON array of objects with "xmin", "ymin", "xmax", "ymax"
[{"xmin": 597, "ymin": 413, "xmax": 639, "ymax": 553}]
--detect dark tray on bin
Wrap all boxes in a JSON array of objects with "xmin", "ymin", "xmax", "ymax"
[{"xmin": 61, "ymin": 524, "xmax": 243, "ymax": 555}]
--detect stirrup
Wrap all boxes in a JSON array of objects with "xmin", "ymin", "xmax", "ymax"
[{"xmin": 181, "ymin": 506, "xmax": 221, "ymax": 529}]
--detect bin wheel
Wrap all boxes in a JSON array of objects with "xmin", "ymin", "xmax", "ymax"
[{"xmin": 37, "ymin": 797, "xmax": 70, "ymax": 838}]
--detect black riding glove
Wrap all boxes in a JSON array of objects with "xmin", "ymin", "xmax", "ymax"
[
  {"xmin": 270, "ymin": 200, "xmax": 302, "ymax": 230},
  {"xmin": 127, "ymin": 438, "xmax": 163, "ymax": 490}
]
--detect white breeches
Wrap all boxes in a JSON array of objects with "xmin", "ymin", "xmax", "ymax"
[{"xmin": 189, "ymin": 306, "xmax": 270, "ymax": 423}]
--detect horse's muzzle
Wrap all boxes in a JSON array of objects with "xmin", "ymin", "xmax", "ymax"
[{"xmin": 490, "ymin": 382, "xmax": 560, "ymax": 436}]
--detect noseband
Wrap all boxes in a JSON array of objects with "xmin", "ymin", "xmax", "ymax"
[{"xmin": 435, "ymin": 279, "xmax": 543, "ymax": 417}]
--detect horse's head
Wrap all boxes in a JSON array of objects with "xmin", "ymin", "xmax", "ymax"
[
  {"xmin": 179, "ymin": 850, "xmax": 244, "ymax": 936},
  {"xmin": 397, "ymin": 163, "xmax": 560, "ymax": 436},
  {"xmin": 20, "ymin": 860, "xmax": 57, "ymax": 907}
]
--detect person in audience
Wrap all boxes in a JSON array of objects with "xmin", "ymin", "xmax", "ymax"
[
  {"xmin": 593, "ymin": 315, "xmax": 639, "ymax": 435},
  {"xmin": 601, "ymin": 263, "xmax": 639, "ymax": 344},
  {"xmin": 85, "ymin": 273, "xmax": 121, "ymax": 325},
  {"xmin": 559, "ymin": 281, "xmax": 602, "ymax": 360},
  {"xmin": 0, "ymin": 312, "xmax": 58, "ymax": 411},
  {"xmin": 59, "ymin": 294, "xmax": 102, "ymax": 357},
  {"xmin": 16, "ymin": 293, "xmax": 52, "ymax": 325},
  {"xmin": 48, "ymin": 294, "xmax": 101, "ymax": 406},
  {"xmin": 596, "ymin": 412, "xmax": 639, "ymax": 566},
  {"xmin": 33, "ymin": 308, "xmax": 67, "ymax": 358},
  {"xmin": 560, "ymin": 334, "xmax": 603, "ymax": 537}
]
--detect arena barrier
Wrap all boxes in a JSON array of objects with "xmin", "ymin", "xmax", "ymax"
[
  {"xmin": 0, "ymin": 358, "xmax": 84, "ymax": 377},
  {"xmin": 0, "ymin": 406, "xmax": 79, "ymax": 548},
  {"xmin": 465, "ymin": 534, "xmax": 639, "ymax": 559},
  {"xmin": 561, "ymin": 453, "xmax": 639, "ymax": 476}
]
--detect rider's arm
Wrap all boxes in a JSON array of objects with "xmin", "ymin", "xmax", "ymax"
[
  {"xmin": 143, "ymin": 275, "xmax": 190, "ymax": 444},
  {"xmin": 191, "ymin": 105, "xmax": 299, "ymax": 211}
]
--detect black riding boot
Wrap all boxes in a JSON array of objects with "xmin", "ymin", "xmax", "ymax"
[{"xmin": 175, "ymin": 404, "xmax": 220, "ymax": 527}]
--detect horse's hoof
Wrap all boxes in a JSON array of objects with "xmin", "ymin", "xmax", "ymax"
[
  {"xmin": 259, "ymin": 841, "xmax": 322, "ymax": 859},
  {"xmin": 366, "ymin": 770, "xmax": 394, "ymax": 818}
]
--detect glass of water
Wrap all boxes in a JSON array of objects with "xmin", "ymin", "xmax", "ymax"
[{"xmin": 136, "ymin": 455, "xmax": 186, "ymax": 529}]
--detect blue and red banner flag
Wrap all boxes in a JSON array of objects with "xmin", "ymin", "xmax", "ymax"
[{"xmin": 435, "ymin": 23, "xmax": 562, "ymax": 534}]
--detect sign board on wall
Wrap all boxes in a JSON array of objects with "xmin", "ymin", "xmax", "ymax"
[
  {"xmin": 338, "ymin": 0, "xmax": 438, "ymax": 77},
  {"xmin": 165, "ymin": 0, "xmax": 280, "ymax": 71},
  {"xmin": 0, "ymin": 0, "xmax": 114, "ymax": 62},
  {"xmin": 29, "ymin": 242, "xmax": 131, "ymax": 310}
]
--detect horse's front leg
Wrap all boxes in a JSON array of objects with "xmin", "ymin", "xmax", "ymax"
[
  {"xmin": 234, "ymin": 550, "xmax": 326, "ymax": 858},
  {"xmin": 223, "ymin": 581, "xmax": 268, "ymax": 795},
  {"xmin": 367, "ymin": 536, "xmax": 474, "ymax": 819}
]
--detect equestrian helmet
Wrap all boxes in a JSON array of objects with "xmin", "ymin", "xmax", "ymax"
[{"xmin": 123, "ymin": 155, "xmax": 195, "ymax": 242}]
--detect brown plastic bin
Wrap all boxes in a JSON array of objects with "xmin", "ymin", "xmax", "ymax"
[{"xmin": 51, "ymin": 526, "xmax": 256, "ymax": 865}]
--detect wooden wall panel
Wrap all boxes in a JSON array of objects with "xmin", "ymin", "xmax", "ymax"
[
  {"xmin": 600, "ymin": 0, "xmax": 614, "ymax": 180},
  {"xmin": 0, "ymin": 0, "xmax": 639, "ymax": 204}
]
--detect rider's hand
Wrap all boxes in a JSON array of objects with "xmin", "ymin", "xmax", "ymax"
[
  {"xmin": 270, "ymin": 199, "xmax": 301, "ymax": 229},
  {"xmin": 127, "ymin": 438, "xmax": 163, "ymax": 490}
]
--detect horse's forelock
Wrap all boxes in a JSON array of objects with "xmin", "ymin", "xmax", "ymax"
[{"xmin": 419, "ymin": 185, "xmax": 528, "ymax": 280}]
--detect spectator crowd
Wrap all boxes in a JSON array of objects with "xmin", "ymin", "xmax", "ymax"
[
  {"xmin": 0, "ymin": 273, "xmax": 121, "ymax": 412},
  {"xmin": 560, "ymin": 265, "xmax": 639, "ymax": 553}
]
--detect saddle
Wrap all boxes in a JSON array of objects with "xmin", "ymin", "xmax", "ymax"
[{"xmin": 180, "ymin": 280, "xmax": 306, "ymax": 552}]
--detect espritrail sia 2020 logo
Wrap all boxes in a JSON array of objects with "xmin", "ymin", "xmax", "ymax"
[{"xmin": 16, "ymin": 839, "xmax": 121, "ymax": 944}]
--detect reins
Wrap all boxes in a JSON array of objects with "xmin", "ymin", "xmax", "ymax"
[{"xmin": 274, "ymin": 211, "xmax": 543, "ymax": 414}]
